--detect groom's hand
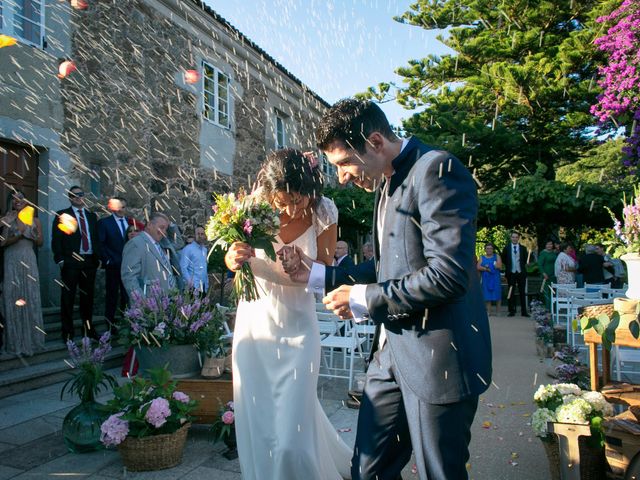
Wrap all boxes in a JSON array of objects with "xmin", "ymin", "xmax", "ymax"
[{"xmin": 323, "ymin": 285, "xmax": 354, "ymax": 319}]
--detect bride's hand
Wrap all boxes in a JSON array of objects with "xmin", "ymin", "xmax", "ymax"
[
  {"xmin": 225, "ymin": 242, "xmax": 254, "ymax": 271},
  {"xmin": 277, "ymin": 245, "xmax": 312, "ymax": 283}
]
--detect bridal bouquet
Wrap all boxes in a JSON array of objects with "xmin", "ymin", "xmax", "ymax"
[{"xmin": 206, "ymin": 191, "xmax": 280, "ymax": 302}]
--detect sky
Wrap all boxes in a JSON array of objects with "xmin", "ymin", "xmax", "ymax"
[{"xmin": 205, "ymin": 0, "xmax": 453, "ymax": 127}]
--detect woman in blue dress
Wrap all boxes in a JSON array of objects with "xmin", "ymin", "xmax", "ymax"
[{"xmin": 477, "ymin": 242, "xmax": 503, "ymax": 316}]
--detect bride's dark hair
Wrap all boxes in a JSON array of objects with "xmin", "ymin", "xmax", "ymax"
[{"xmin": 255, "ymin": 148, "xmax": 323, "ymax": 205}]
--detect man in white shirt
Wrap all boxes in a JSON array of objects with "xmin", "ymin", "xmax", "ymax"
[
  {"xmin": 180, "ymin": 225, "xmax": 209, "ymax": 293},
  {"xmin": 334, "ymin": 240, "xmax": 354, "ymax": 268}
]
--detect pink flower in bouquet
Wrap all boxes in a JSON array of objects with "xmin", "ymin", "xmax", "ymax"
[
  {"xmin": 222, "ymin": 410, "xmax": 235, "ymax": 425},
  {"xmin": 172, "ymin": 391, "xmax": 190, "ymax": 404},
  {"xmin": 243, "ymin": 219, "xmax": 253, "ymax": 236},
  {"xmin": 145, "ymin": 397, "xmax": 171, "ymax": 428},
  {"xmin": 100, "ymin": 413, "xmax": 129, "ymax": 446}
]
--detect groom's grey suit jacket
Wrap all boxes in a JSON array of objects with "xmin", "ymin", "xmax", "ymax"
[{"xmin": 326, "ymin": 137, "xmax": 492, "ymax": 404}]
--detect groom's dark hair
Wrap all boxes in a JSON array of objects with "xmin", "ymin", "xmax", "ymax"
[{"xmin": 316, "ymin": 98, "xmax": 396, "ymax": 154}]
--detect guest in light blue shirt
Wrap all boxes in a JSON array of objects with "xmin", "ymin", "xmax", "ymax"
[{"xmin": 180, "ymin": 225, "xmax": 209, "ymax": 292}]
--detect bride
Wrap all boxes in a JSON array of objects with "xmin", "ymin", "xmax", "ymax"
[{"xmin": 225, "ymin": 148, "xmax": 352, "ymax": 480}]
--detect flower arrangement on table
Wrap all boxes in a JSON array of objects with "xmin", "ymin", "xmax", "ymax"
[
  {"xmin": 61, "ymin": 332, "xmax": 117, "ymax": 402},
  {"xmin": 205, "ymin": 191, "xmax": 280, "ymax": 302},
  {"xmin": 118, "ymin": 283, "xmax": 225, "ymax": 353},
  {"xmin": 100, "ymin": 367, "xmax": 198, "ymax": 447},
  {"xmin": 211, "ymin": 401, "xmax": 235, "ymax": 443},
  {"xmin": 606, "ymin": 185, "xmax": 640, "ymax": 257},
  {"xmin": 532, "ymin": 383, "xmax": 614, "ymax": 446}
]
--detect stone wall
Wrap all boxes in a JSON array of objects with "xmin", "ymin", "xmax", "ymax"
[{"xmin": 59, "ymin": 0, "xmax": 328, "ymax": 232}]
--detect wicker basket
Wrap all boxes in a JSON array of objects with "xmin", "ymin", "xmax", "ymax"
[
  {"xmin": 578, "ymin": 303, "xmax": 615, "ymax": 318},
  {"xmin": 578, "ymin": 436, "xmax": 607, "ymax": 480},
  {"xmin": 117, "ymin": 423, "xmax": 190, "ymax": 471}
]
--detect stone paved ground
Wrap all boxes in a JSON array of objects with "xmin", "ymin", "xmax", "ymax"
[{"xmin": 0, "ymin": 312, "xmax": 547, "ymax": 479}]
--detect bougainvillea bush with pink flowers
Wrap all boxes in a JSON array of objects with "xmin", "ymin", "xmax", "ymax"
[
  {"xmin": 100, "ymin": 368, "xmax": 197, "ymax": 446},
  {"xmin": 591, "ymin": 0, "xmax": 640, "ymax": 167}
]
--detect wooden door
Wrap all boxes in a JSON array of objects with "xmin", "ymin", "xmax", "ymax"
[{"xmin": 0, "ymin": 141, "xmax": 39, "ymax": 213}]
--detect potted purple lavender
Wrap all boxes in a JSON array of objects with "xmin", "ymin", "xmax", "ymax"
[{"xmin": 60, "ymin": 332, "xmax": 117, "ymax": 453}]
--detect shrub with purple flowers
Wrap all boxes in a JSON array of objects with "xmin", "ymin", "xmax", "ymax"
[
  {"xmin": 61, "ymin": 332, "xmax": 117, "ymax": 402},
  {"xmin": 591, "ymin": 0, "xmax": 640, "ymax": 167},
  {"xmin": 211, "ymin": 401, "xmax": 235, "ymax": 442},
  {"xmin": 205, "ymin": 190, "xmax": 280, "ymax": 302},
  {"xmin": 119, "ymin": 284, "xmax": 225, "ymax": 354},
  {"xmin": 100, "ymin": 367, "xmax": 197, "ymax": 446},
  {"xmin": 531, "ymin": 300, "xmax": 554, "ymax": 344}
]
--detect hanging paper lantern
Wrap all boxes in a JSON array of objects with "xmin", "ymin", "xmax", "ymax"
[
  {"xmin": 70, "ymin": 0, "xmax": 89, "ymax": 10},
  {"xmin": 184, "ymin": 69, "xmax": 200, "ymax": 84},
  {"xmin": 57, "ymin": 213, "xmax": 78, "ymax": 235},
  {"xmin": 17, "ymin": 206, "xmax": 35, "ymax": 226},
  {"xmin": 58, "ymin": 60, "xmax": 77, "ymax": 79},
  {"xmin": 0, "ymin": 35, "xmax": 17, "ymax": 49}
]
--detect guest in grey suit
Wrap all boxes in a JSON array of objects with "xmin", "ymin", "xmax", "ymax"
[
  {"xmin": 282, "ymin": 99, "xmax": 492, "ymax": 480},
  {"xmin": 121, "ymin": 212, "xmax": 179, "ymax": 297}
]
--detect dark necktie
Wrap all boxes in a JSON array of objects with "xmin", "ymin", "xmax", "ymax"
[{"xmin": 78, "ymin": 209, "xmax": 89, "ymax": 251}]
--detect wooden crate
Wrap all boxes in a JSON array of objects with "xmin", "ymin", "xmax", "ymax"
[{"xmin": 176, "ymin": 374, "xmax": 233, "ymax": 424}]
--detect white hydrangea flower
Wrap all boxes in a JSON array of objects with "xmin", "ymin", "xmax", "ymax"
[
  {"xmin": 581, "ymin": 391, "xmax": 614, "ymax": 416},
  {"xmin": 532, "ymin": 408, "xmax": 556, "ymax": 437},
  {"xmin": 555, "ymin": 383, "xmax": 582, "ymax": 396},
  {"xmin": 556, "ymin": 399, "xmax": 590, "ymax": 424}
]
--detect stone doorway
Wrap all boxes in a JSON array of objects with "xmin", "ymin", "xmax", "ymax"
[{"xmin": 0, "ymin": 140, "xmax": 39, "ymax": 212}]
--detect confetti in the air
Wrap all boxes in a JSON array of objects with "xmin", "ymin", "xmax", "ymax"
[
  {"xmin": 18, "ymin": 206, "xmax": 35, "ymax": 226},
  {"xmin": 70, "ymin": 0, "xmax": 89, "ymax": 10},
  {"xmin": 58, "ymin": 60, "xmax": 77, "ymax": 79},
  {"xmin": 0, "ymin": 34, "xmax": 17, "ymax": 49},
  {"xmin": 57, "ymin": 213, "xmax": 78, "ymax": 235}
]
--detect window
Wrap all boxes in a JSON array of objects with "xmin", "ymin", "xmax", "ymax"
[
  {"xmin": 321, "ymin": 152, "xmax": 336, "ymax": 178},
  {"xmin": 275, "ymin": 115, "xmax": 286, "ymax": 149},
  {"xmin": 0, "ymin": 0, "xmax": 45, "ymax": 48},
  {"xmin": 202, "ymin": 61, "xmax": 230, "ymax": 129}
]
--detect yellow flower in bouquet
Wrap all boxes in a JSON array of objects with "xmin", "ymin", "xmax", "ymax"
[{"xmin": 206, "ymin": 191, "xmax": 280, "ymax": 301}]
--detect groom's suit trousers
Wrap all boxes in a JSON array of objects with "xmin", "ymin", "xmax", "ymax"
[{"xmin": 351, "ymin": 344, "xmax": 478, "ymax": 480}]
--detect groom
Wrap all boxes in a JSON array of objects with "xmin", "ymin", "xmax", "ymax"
[{"xmin": 282, "ymin": 99, "xmax": 492, "ymax": 479}]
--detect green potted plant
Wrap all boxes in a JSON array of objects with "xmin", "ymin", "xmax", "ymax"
[
  {"xmin": 60, "ymin": 332, "xmax": 117, "ymax": 453},
  {"xmin": 100, "ymin": 367, "xmax": 198, "ymax": 471},
  {"xmin": 196, "ymin": 314, "xmax": 228, "ymax": 378},
  {"xmin": 119, "ymin": 284, "xmax": 224, "ymax": 377}
]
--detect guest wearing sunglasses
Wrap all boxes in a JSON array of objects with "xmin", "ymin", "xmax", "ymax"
[{"xmin": 51, "ymin": 186, "xmax": 101, "ymax": 342}]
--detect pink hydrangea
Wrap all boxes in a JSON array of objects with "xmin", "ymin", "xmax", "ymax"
[
  {"xmin": 145, "ymin": 397, "xmax": 171, "ymax": 428},
  {"xmin": 100, "ymin": 413, "xmax": 129, "ymax": 446},
  {"xmin": 222, "ymin": 410, "xmax": 234, "ymax": 425},
  {"xmin": 172, "ymin": 391, "xmax": 190, "ymax": 404}
]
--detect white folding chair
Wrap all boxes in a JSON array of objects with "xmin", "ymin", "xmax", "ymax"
[
  {"xmin": 353, "ymin": 320, "xmax": 376, "ymax": 356},
  {"xmin": 216, "ymin": 303, "xmax": 233, "ymax": 342},
  {"xmin": 571, "ymin": 298, "xmax": 612, "ymax": 348},
  {"xmin": 319, "ymin": 320, "xmax": 366, "ymax": 389},
  {"xmin": 613, "ymin": 347, "xmax": 640, "ymax": 383},
  {"xmin": 551, "ymin": 283, "xmax": 576, "ymax": 325}
]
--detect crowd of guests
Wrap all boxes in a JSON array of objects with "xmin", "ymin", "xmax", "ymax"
[
  {"xmin": 477, "ymin": 231, "xmax": 625, "ymax": 316},
  {"xmin": 0, "ymin": 186, "xmax": 214, "ymax": 357},
  {"xmin": 0, "ymin": 184, "xmax": 373, "ymax": 357}
]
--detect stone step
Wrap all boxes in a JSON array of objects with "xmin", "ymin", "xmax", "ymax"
[{"xmin": 0, "ymin": 346, "xmax": 126, "ymax": 399}]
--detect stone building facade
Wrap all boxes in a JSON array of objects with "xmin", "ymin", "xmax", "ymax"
[{"xmin": 0, "ymin": 0, "xmax": 330, "ymax": 308}]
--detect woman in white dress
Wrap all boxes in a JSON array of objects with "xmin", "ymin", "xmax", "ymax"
[{"xmin": 225, "ymin": 148, "xmax": 352, "ymax": 480}]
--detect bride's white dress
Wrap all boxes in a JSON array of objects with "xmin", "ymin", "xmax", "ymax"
[{"xmin": 232, "ymin": 197, "xmax": 352, "ymax": 480}]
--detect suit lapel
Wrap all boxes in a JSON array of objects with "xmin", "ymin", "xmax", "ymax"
[{"xmin": 142, "ymin": 234, "xmax": 171, "ymax": 272}]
